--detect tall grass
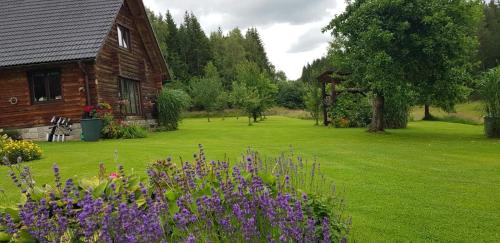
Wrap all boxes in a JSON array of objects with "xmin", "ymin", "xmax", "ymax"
[{"xmin": 481, "ymin": 67, "xmax": 500, "ymax": 118}]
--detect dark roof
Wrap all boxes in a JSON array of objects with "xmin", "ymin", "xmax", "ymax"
[{"xmin": 0, "ymin": 0, "xmax": 124, "ymax": 68}]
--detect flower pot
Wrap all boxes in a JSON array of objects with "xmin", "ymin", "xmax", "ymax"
[
  {"xmin": 81, "ymin": 118, "xmax": 103, "ymax": 142},
  {"xmin": 484, "ymin": 117, "xmax": 500, "ymax": 138}
]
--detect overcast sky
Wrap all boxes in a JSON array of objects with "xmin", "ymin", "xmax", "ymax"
[{"xmin": 143, "ymin": 0, "xmax": 347, "ymax": 80}]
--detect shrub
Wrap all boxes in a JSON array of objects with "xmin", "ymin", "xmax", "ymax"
[
  {"xmin": 157, "ymin": 89, "xmax": 191, "ymax": 130},
  {"xmin": 0, "ymin": 146, "xmax": 350, "ymax": 242},
  {"xmin": 305, "ymin": 83, "xmax": 323, "ymax": 125},
  {"xmin": 0, "ymin": 137, "xmax": 42, "ymax": 164},
  {"xmin": 481, "ymin": 67, "xmax": 500, "ymax": 118},
  {"xmin": 330, "ymin": 92, "xmax": 372, "ymax": 128},
  {"xmin": 383, "ymin": 94, "xmax": 411, "ymax": 129},
  {"xmin": 276, "ymin": 81, "xmax": 306, "ymax": 109},
  {"xmin": 0, "ymin": 129, "xmax": 22, "ymax": 140},
  {"xmin": 101, "ymin": 115, "xmax": 123, "ymax": 139},
  {"xmin": 102, "ymin": 120, "xmax": 148, "ymax": 139},
  {"xmin": 384, "ymin": 88, "xmax": 415, "ymax": 129},
  {"xmin": 0, "ymin": 135, "xmax": 9, "ymax": 157},
  {"xmin": 120, "ymin": 124, "xmax": 147, "ymax": 139},
  {"xmin": 101, "ymin": 113, "xmax": 148, "ymax": 139}
]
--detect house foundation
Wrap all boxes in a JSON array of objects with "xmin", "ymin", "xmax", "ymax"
[{"xmin": 12, "ymin": 119, "xmax": 157, "ymax": 141}]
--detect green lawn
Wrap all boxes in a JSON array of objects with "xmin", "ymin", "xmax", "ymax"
[
  {"xmin": 412, "ymin": 101, "xmax": 484, "ymax": 124},
  {"xmin": 1, "ymin": 117, "xmax": 499, "ymax": 242}
]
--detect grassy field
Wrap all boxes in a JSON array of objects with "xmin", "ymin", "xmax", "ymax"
[
  {"xmin": 411, "ymin": 101, "xmax": 484, "ymax": 124},
  {"xmin": 1, "ymin": 117, "xmax": 499, "ymax": 242}
]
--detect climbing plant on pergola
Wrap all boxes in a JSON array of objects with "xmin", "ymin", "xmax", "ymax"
[{"xmin": 317, "ymin": 68, "xmax": 365, "ymax": 126}]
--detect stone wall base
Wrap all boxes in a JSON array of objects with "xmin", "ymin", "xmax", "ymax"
[
  {"xmin": 124, "ymin": 117, "xmax": 158, "ymax": 129},
  {"xmin": 12, "ymin": 119, "xmax": 157, "ymax": 141},
  {"xmin": 17, "ymin": 123, "xmax": 82, "ymax": 141}
]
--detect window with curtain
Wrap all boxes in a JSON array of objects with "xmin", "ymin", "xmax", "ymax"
[
  {"xmin": 119, "ymin": 78, "xmax": 141, "ymax": 115},
  {"xmin": 29, "ymin": 70, "xmax": 62, "ymax": 103}
]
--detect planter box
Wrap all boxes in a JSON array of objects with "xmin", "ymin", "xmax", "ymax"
[
  {"xmin": 81, "ymin": 119, "xmax": 103, "ymax": 142},
  {"xmin": 484, "ymin": 117, "xmax": 500, "ymax": 138}
]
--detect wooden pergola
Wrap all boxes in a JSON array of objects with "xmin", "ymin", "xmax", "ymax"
[{"xmin": 317, "ymin": 68, "xmax": 364, "ymax": 126}]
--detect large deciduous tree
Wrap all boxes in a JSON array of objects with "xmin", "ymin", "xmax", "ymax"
[
  {"xmin": 325, "ymin": 0, "xmax": 483, "ymax": 131},
  {"xmin": 235, "ymin": 61, "xmax": 277, "ymax": 123},
  {"xmin": 189, "ymin": 62, "xmax": 223, "ymax": 122}
]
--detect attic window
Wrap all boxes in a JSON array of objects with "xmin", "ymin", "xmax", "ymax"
[{"xmin": 117, "ymin": 25, "xmax": 130, "ymax": 49}]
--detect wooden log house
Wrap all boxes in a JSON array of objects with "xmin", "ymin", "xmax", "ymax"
[{"xmin": 0, "ymin": 0, "xmax": 170, "ymax": 140}]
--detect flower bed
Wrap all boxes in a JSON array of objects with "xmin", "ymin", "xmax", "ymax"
[
  {"xmin": 0, "ymin": 135, "xmax": 42, "ymax": 164},
  {"xmin": 0, "ymin": 146, "xmax": 350, "ymax": 242}
]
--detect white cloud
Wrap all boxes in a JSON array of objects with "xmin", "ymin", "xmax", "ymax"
[{"xmin": 143, "ymin": 0, "xmax": 347, "ymax": 80}]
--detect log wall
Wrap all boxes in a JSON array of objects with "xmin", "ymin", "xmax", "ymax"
[
  {"xmin": 0, "ymin": 63, "xmax": 88, "ymax": 129},
  {"xmin": 95, "ymin": 2, "xmax": 163, "ymax": 119}
]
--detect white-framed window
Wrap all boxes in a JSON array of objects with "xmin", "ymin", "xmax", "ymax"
[{"xmin": 117, "ymin": 25, "xmax": 130, "ymax": 49}]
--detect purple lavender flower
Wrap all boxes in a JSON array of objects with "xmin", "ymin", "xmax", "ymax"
[
  {"xmin": 322, "ymin": 217, "xmax": 331, "ymax": 243},
  {"xmin": 3, "ymin": 147, "xmax": 348, "ymax": 242},
  {"xmin": 2, "ymin": 213, "xmax": 17, "ymax": 234},
  {"xmin": 186, "ymin": 233, "xmax": 196, "ymax": 243},
  {"xmin": 53, "ymin": 164, "xmax": 62, "ymax": 189}
]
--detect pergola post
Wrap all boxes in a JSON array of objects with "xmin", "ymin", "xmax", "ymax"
[{"xmin": 321, "ymin": 80, "xmax": 329, "ymax": 126}]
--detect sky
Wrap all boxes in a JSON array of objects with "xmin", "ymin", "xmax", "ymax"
[{"xmin": 143, "ymin": 0, "xmax": 347, "ymax": 80}]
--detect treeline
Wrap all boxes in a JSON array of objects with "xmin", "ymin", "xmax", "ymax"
[
  {"xmin": 147, "ymin": 10, "xmax": 278, "ymax": 87},
  {"xmin": 479, "ymin": 0, "xmax": 500, "ymax": 70},
  {"xmin": 147, "ymin": 10, "xmax": 305, "ymax": 123}
]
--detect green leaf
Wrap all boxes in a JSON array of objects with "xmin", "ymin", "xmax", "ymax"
[
  {"xmin": 168, "ymin": 201, "xmax": 179, "ymax": 215},
  {"xmin": 13, "ymin": 229, "xmax": 35, "ymax": 243},
  {"xmin": 0, "ymin": 232, "xmax": 11, "ymax": 242},
  {"xmin": 92, "ymin": 181, "xmax": 108, "ymax": 198},
  {"xmin": 164, "ymin": 189, "xmax": 179, "ymax": 202},
  {"xmin": 3, "ymin": 208, "xmax": 19, "ymax": 222},
  {"xmin": 261, "ymin": 174, "xmax": 276, "ymax": 186},
  {"xmin": 136, "ymin": 197, "xmax": 146, "ymax": 207},
  {"xmin": 79, "ymin": 177, "xmax": 100, "ymax": 190},
  {"xmin": 29, "ymin": 186, "xmax": 45, "ymax": 201}
]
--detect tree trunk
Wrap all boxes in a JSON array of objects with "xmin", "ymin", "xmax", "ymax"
[
  {"xmin": 207, "ymin": 112, "xmax": 211, "ymax": 122},
  {"xmin": 369, "ymin": 94, "xmax": 385, "ymax": 132},
  {"xmin": 423, "ymin": 104, "xmax": 432, "ymax": 120}
]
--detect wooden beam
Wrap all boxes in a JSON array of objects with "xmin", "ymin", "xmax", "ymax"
[{"xmin": 321, "ymin": 79, "xmax": 329, "ymax": 126}]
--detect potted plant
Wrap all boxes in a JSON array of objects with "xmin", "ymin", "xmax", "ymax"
[
  {"xmin": 481, "ymin": 67, "xmax": 500, "ymax": 138},
  {"xmin": 81, "ymin": 103, "xmax": 111, "ymax": 141}
]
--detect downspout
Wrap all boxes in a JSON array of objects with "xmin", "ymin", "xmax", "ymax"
[{"xmin": 78, "ymin": 61, "xmax": 91, "ymax": 106}]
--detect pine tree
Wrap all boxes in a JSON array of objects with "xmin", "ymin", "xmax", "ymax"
[
  {"xmin": 164, "ymin": 11, "xmax": 188, "ymax": 82},
  {"xmin": 244, "ymin": 28, "xmax": 272, "ymax": 75}
]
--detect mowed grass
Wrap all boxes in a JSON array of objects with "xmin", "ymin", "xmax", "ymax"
[
  {"xmin": 1, "ymin": 117, "xmax": 499, "ymax": 242},
  {"xmin": 412, "ymin": 101, "xmax": 484, "ymax": 124}
]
